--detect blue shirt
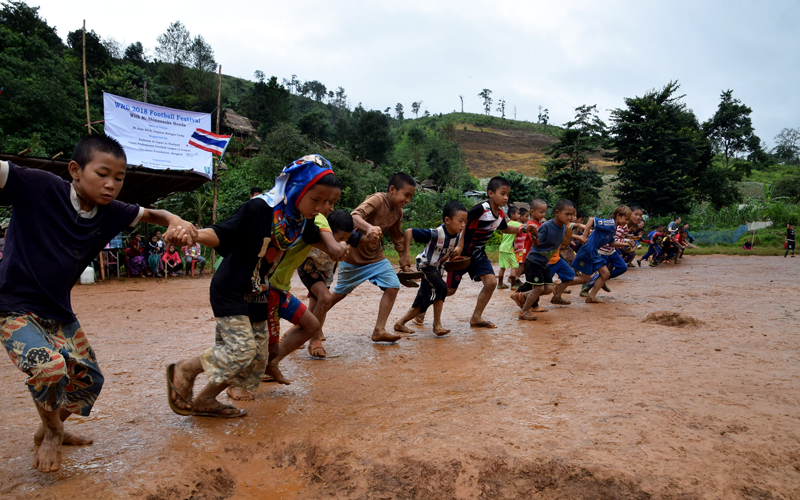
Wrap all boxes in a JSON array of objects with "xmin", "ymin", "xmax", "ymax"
[
  {"xmin": 0, "ymin": 161, "xmax": 142, "ymax": 322},
  {"xmin": 527, "ymin": 219, "xmax": 567, "ymax": 266}
]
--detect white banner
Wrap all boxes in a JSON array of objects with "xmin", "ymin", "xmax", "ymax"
[{"xmin": 103, "ymin": 92, "xmax": 213, "ymax": 178}]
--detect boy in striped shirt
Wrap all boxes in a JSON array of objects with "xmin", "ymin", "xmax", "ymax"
[
  {"xmin": 447, "ymin": 177, "xmax": 536, "ymax": 328},
  {"xmin": 394, "ymin": 201, "xmax": 468, "ymax": 336}
]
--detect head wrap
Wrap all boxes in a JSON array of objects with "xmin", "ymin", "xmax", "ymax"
[{"xmin": 256, "ymin": 154, "xmax": 334, "ymax": 250}]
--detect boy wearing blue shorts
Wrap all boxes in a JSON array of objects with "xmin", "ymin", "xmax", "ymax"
[
  {"xmin": 445, "ymin": 177, "xmax": 535, "ymax": 328},
  {"xmin": 327, "ymin": 173, "xmax": 416, "ymax": 343},
  {"xmin": 0, "ymin": 135, "xmax": 196, "ymax": 472},
  {"xmin": 168, "ymin": 155, "xmax": 345, "ymax": 415}
]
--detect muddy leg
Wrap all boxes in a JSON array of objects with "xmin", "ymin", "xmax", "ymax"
[
  {"xmin": 373, "ymin": 287, "xmax": 401, "ymax": 342},
  {"xmin": 32, "ymin": 405, "xmax": 63, "ymax": 473}
]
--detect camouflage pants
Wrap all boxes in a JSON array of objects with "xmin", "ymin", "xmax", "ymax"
[
  {"xmin": 200, "ymin": 315, "xmax": 269, "ymax": 391},
  {"xmin": 0, "ymin": 312, "xmax": 104, "ymax": 416}
]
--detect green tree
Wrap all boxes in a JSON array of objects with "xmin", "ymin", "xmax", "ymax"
[
  {"xmin": 609, "ymin": 81, "xmax": 717, "ymax": 215},
  {"xmin": 351, "ymin": 108, "xmax": 393, "ymax": 164},
  {"xmin": 772, "ymin": 127, "xmax": 800, "ymax": 165},
  {"xmin": 189, "ymin": 35, "xmax": 216, "ymax": 72},
  {"xmin": 298, "ymin": 108, "xmax": 331, "ymax": 143},
  {"xmin": 123, "ymin": 41, "xmax": 147, "ymax": 66},
  {"xmin": 703, "ymin": 89, "xmax": 763, "ymax": 175},
  {"xmin": 241, "ymin": 75, "xmax": 292, "ymax": 131},
  {"xmin": 499, "ymin": 170, "xmax": 550, "ymax": 206},
  {"xmin": 542, "ymin": 104, "xmax": 605, "ymax": 209},
  {"xmin": 496, "ymin": 98, "xmax": 505, "ymax": 119},
  {"xmin": 67, "ymin": 27, "xmax": 112, "ymax": 71},
  {"xmin": 155, "ymin": 21, "xmax": 191, "ymax": 65},
  {"xmin": 411, "ymin": 101, "xmax": 422, "ymax": 118},
  {"xmin": 303, "ymin": 80, "xmax": 327, "ymax": 102},
  {"xmin": 395, "ymin": 103, "xmax": 404, "ymax": 121},
  {"xmin": 478, "ymin": 89, "xmax": 492, "ymax": 116},
  {"xmin": 0, "ymin": 14, "xmax": 84, "ymax": 155}
]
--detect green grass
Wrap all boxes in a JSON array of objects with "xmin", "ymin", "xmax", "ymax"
[
  {"xmin": 744, "ymin": 164, "xmax": 799, "ymax": 185},
  {"xmin": 682, "ymin": 245, "xmax": 786, "ymax": 256}
]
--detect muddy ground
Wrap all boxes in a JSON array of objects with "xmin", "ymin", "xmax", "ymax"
[{"xmin": 1, "ymin": 255, "xmax": 799, "ymax": 499}]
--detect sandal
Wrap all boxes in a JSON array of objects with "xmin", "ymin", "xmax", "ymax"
[
  {"xmin": 166, "ymin": 364, "xmax": 193, "ymax": 416},
  {"xmin": 192, "ymin": 404, "xmax": 247, "ymax": 418},
  {"xmin": 518, "ymin": 310, "xmax": 537, "ymax": 321},
  {"xmin": 308, "ymin": 340, "xmax": 327, "ymax": 358}
]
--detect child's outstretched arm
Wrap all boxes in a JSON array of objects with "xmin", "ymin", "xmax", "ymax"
[
  {"xmin": 194, "ymin": 228, "xmax": 220, "ymax": 248},
  {"xmin": 401, "ymin": 228, "xmax": 414, "ymax": 272},
  {"xmin": 388, "ymin": 218, "xmax": 411, "ymax": 270},
  {"xmin": 352, "ymin": 214, "xmax": 382, "ymax": 242},
  {"xmin": 144, "ymin": 209, "xmax": 198, "ymax": 245},
  {"xmin": 311, "ymin": 232, "xmax": 348, "ymax": 261}
]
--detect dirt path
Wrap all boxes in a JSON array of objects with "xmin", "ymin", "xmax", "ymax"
[{"xmin": 1, "ymin": 256, "xmax": 799, "ymax": 499}]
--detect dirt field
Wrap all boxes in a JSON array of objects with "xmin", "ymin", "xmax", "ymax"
[
  {"xmin": 454, "ymin": 128, "xmax": 616, "ymax": 178},
  {"xmin": 1, "ymin": 255, "xmax": 799, "ymax": 499}
]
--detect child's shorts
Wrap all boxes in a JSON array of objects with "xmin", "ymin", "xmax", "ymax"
[
  {"xmin": 499, "ymin": 251, "xmax": 517, "ymax": 270},
  {"xmin": 445, "ymin": 254, "xmax": 495, "ymax": 289},
  {"xmin": 333, "ymin": 259, "xmax": 401, "ymax": 295},
  {"xmin": 515, "ymin": 251, "xmax": 526, "ymax": 264},
  {"xmin": 571, "ymin": 249, "xmax": 606, "ymax": 276},
  {"xmin": 548, "ymin": 258, "xmax": 575, "ymax": 282},
  {"xmin": 524, "ymin": 260, "xmax": 553, "ymax": 286},
  {"xmin": 243, "ymin": 288, "xmax": 306, "ymax": 344},
  {"xmin": 299, "ymin": 271, "xmax": 328, "ymax": 300},
  {"xmin": 0, "ymin": 311, "xmax": 104, "ymax": 416},
  {"xmin": 411, "ymin": 266, "xmax": 448, "ymax": 313}
]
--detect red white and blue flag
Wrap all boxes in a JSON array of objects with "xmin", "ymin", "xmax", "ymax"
[{"xmin": 188, "ymin": 128, "xmax": 231, "ymax": 156}]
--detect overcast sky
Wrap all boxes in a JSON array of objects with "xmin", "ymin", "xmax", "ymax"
[{"xmin": 32, "ymin": 0, "xmax": 799, "ymax": 146}]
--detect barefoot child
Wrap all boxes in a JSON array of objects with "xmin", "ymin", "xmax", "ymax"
[
  {"xmin": 0, "ymin": 135, "xmax": 196, "ymax": 472},
  {"xmin": 327, "ymin": 173, "xmax": 416, "ymax": 343},
  {"xmin": 573, "ymin": 206, "xmax": 633, "ymax": 304},
  {"xmin": 394, "ymin": 201, "xmax": 467, "ymax": 336},
  {"xmin": 510, "ymin": 208, "xmax": 530, "ymax": 290},
  {"xmin": 497, "ymin": 206, "xmax": 520, "ymax": 289},
  {"xmin": 273, "ymin": 209, "xmax": 359, "ymax": 360},
  {"xmin": 168, "ymin": 155, "xmax": 343, "ymax": 415},
  {"xmin": 515, "ymin": 199, "xmax": 574, "ymax": 320},
  {"xmin": 445, "ymin": 177, "xmax": 535, "ymax": 329},
  {"xmin": 582, "ymin": 205, "xmax": 641, "ymax": 296}
]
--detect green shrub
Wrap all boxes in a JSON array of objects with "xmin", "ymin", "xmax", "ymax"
[{"xmin": 772, "ymin": 175, "xmax": 800, "ymax": 203}]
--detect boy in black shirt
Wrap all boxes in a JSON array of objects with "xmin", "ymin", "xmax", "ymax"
[
  {"xmin": 167, "ymin": 155, "xmax": 346, "ymax": 416},
  {"xmin": 0, "ymin": 135, "xmax": 196, "ymax": 472},
  {"xmin": 786, "ymin": 223, "xmax": 795, "ymax": 258}
]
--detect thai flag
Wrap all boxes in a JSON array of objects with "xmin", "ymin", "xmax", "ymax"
[{"xmin": 188, "ymin": 128, "xmax": 231, "ymax": 156}]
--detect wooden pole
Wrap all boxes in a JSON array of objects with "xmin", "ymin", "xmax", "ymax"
[
  {"xmin": 82, "ymin": 20, "xmax": 91, "ymax": 135},
  {"xmin": 143, "ymin": 79, "xmax": 147, "ymax": 103},
  {"xmin": 211, "ymin": 64, "xmax": 222, "ymax": 267}
]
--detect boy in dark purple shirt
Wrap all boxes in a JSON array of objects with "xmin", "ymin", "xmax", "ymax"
[{"xmin": 0, "ymin": 135, "xmax": 196, "ymax": 473}]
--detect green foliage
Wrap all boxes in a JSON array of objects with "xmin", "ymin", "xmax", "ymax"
[
  {"xmin": 241, "ymin": 75, "xmax": 292, "ymax": 131},
  {"xmin": 0, "ymin": 20, "xmax": 84, "ymax": 154},
  {"xmin": 298, "ymin": 108, "xmax": 332, "ymax": 143},
  {"xmin": 771, "ymin": 175, "xmax": 800, "ymax": 202},
  {"xmin": 499, "ymin": 170, "xmax": 552, "ymax": 206},
  {"xmin": 703, "ymin": 89, "xmax": 763, "ymax": 174},
  {"xmin": 350, "ymin": 107, "xmax": 394, "ymax": 164},
  {"xmin": 609, "ymin": 81, "xmax": 734, "ymax": 215},
  {"xmin": 404, "ymin": 188, "xmax": 474, "ymax": 231},
  {"xmin": 542, "ymin": 104, "xmax": 605, "ymax": 210},
  {"xmin": 772, "ymin": 127, "xmax": 800, "ymax": 165}
]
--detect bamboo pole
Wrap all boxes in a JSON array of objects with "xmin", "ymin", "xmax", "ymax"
[
  {"xmin": 143, "ymin": 79, "xmax": 147, "ymax": 103},
  {"xmin": 211, "ymin": 64, "xmax": 222, "ymax": 267},
  {"xmin": 82, "ymin": 20, "xmax": 91, "ymax": 135}
]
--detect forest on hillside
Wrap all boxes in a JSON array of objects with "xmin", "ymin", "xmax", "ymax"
[{"xmin": 2, "ymin": 1, "xmax": 799, "ymax": 231}]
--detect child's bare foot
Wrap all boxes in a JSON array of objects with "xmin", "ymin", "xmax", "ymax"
[
  {"xmin": 586, "ymin": 296, "xmax": 605, "ymax": 304},
  {"xmin": 34, "ymin": 426, "xmax": 92, "ymax": 446},
  {"xmin": 531, "ymin": 305, "xmax": 548, "ymax": 312},
  {"xmin": 308, "ymin": 340, "xmax": 326, "ymax": 358},
  {"xmin": 393, "ymin": 322, "xmax": 413, "ymax": 334},
  {"xmin": 169, "ymin": 361, "xmax": 196, "ymax": 412},
  {"xmin": 226, "ymin": 386, "xmax": 256, "ymax": 400},
  {"xmin": 372, "ymin": 329, "xmax": 401, "ymax": 342},
  {"xmin": 32, "ymin": 426, "xmax": 63, "ymax": 472},
  {"xmin": 264, "ymin": 364, "xmax": 291, "ymax": 385},
  {"xmin": 551, "ymin": 296, "xmax": 571, "ymax": 305},
  {"xmin": 432, "ymin": 325, "xmax": 450, "ymax": 336}
]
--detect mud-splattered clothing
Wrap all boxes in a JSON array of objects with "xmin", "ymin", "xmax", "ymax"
[{"xmin": 0, "ymin": 312, "xmax": 103, "ymax": 416}]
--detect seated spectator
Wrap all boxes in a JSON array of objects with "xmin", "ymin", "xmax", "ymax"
[
  {"xmin": 743, "ymin": 239, "xmax": 753, "ymax": 250},
  {"xmin": 146, "ymin": 233, "xmax": 164, "ymax": 277},
  {"xmin": 162, "ymin": 244, "xmax": 183, "ymax": 276},
  {"xmin": 182, "ymin": 242, "xmax": 206, "ymax": 275},
  {"xmin": 126, "ymin": 231, "xmax": 147, "ymax": 277}
]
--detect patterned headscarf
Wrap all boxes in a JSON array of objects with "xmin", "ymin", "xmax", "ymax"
[{"xmin": 256, "ymin": 154, "xmax": 334, "ymax": 250}]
